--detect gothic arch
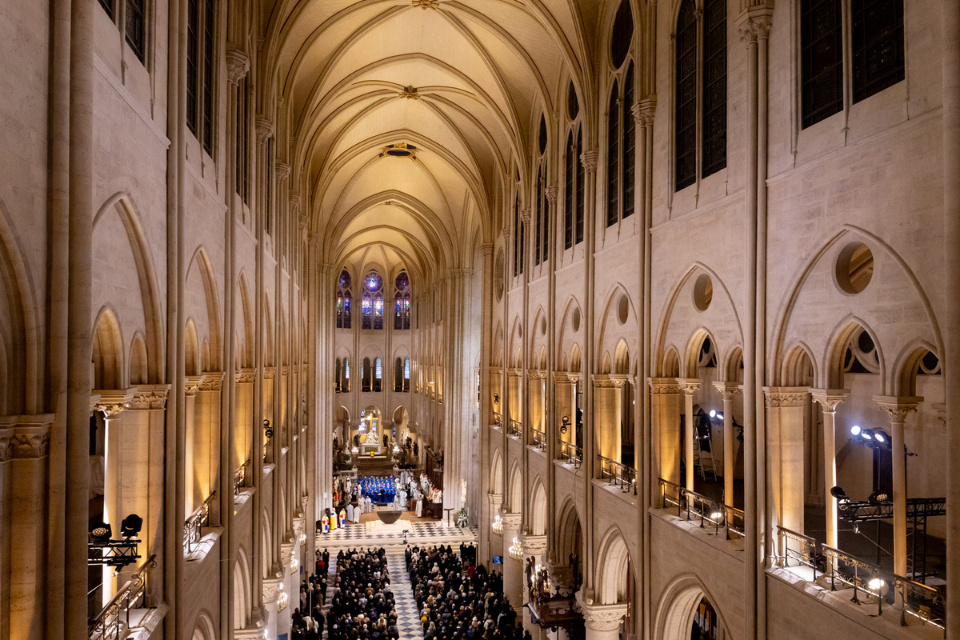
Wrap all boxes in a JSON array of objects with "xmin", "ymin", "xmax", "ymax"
[
  {"xmin": 234, "ymin": 547, "xmax": 252, "ymax": 630},
  {"xmin": 529, "ymin": 477, "xmax": 547, "ymax": 536},
  {"xmin": 682, "ymin": 327, "xmax": 719, "ymax": 379},
  {"xmin": 595, "ymin": 525, "xmax": 635, "ymax": 605},
  {"xmin": 490, "ymin": 448, "xmax": 504, "ymax": 495},
  {"xmin": 186, "ymin": 246, "xmax": 223, "ymax": 372},
  {"xmin": 654, "ymin": 574, "xmax": 731, "ymax": 640},
  {"xmin": 555, "ymin": 497, "xmax": 584, "ymax": 562},
  {"xmin": 507, "ymin": 460, "xmax": 523, "ymax": 512},
  {"xmin": 92, "ymin": 306, "xmax": 125, "ymax": 390},
  {"xmin": 893, "ymin": 339, "xmax": 939, "ymax": 397}
]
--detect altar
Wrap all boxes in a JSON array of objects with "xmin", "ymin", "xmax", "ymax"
[{"xmin": 359, "ymin": 412, "xmax": 383, "ymax": 456}]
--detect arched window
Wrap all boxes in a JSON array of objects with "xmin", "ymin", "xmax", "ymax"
[
  {"xmin": 801, "ymin": 0, "xmax": 904, "ymax": 128},
  {"xmin": 335, "ymin": 359, "xmax": 341, "ymax": 393},
  {"xmin": 404, "ymin": 358, "xmax": 410, "ymax": 392},
  {"xmin": 337, "ymin": 270, "xmax": 352, "ymax": 329},
  {"xmin": 362, "ymin": 358, "xmax": 372, "ymax": 392},
  {"xmin": 534, "ymin": 165, "xmax": 545, "ymax": 265},
  {"xmin": 606, "ymin": 79, "xmax": 620, "ymax": 227},
  {"xmin": 395, "ymin": 272, "xmax": 411, "ymax": 330},
  {"xmin": 576, "ymin": 130, "xmax": 584, "ymax": 244},
  {"xmin": 343, "ymin": 358, "xmax": 350, "ymax": 392},
  {"xmin": 361, "ymin": 271, "xmax": 383, "ymax": 330},
  {"xmin": 563, "ymin": 79, "xmax": 585, "ymax": 252},
  {"xmin": 564, "ymin": 131, "xmax": 575, "ymax": 249},
  {"xmin": 395, "ymin": 358, "xmax": 403, "ymax": 391},
  {"xmin": 675, "ymin": 0, "xmax": 727, "ymax": 191},
  {"xmin": 374, "ymin": 357, "xmax": 383, "ymax": 392}
]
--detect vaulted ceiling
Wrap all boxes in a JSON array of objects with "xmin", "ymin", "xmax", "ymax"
[{"xmin": 260, "ymin": 0, "xmax": 621, "ymax": 282}]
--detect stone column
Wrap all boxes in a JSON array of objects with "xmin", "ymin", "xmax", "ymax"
[
  {"xmin": 488, "ymin": 493, "xmax": 504, "ymax": 561},
  {"xmin": 874, "ymin": 396, "xmax": 921, "ymax": 578},
  {"xmin": 501, "ymin": 512, "xmax": 523, "ymax": 609},
  {"xmin": 810, "ymin": 390, "xmax": 848, "ymax": 549},
  {"xmin": 763, "ymin": 388, "xmax": 809, "ymax": 542},
  {"xmin": 648, "ymin": 379, "xmax": 683, "ymax": 491},
  {"xmin": 678, "ymin": 379, "xmax": 701, "ymax": 492},
  {"xmin": 714, "ymin": 383, "xmax": 741, "ymax": 508},
  {"xmin": 479, "ymin": 243, "xmax": 494, "ymax": 561},
  {"xmin": 95, "ymin": 391, "xmax": 131, "ymax": 605},
  {"xmin": 593, "ymin": 376, "xmax": 626, "ymax": 465},
  {"xmin": 183, "ymin": 377, "xmax": 202, "ymax": 516},
  {"xmin": 577, "ymin": 596, "xmax": 628, "ymax": 640}
]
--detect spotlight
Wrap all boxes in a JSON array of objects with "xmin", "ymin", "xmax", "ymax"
[
  {"xmin": 873, "ymin": 429, "xmax": 888, "ymax": 444},
  {"xmin": 120, "ymin": 514, "xmax": 143, "ymax": 538},
  {"xmin": 850, "ymin": 425, "xmax": 862, "ymax": 436},
  {"xmin": 860, "ymin": 429, "xmax": 874, "ymax": 440},
  {"xmin": 868, "ymin": 490, "xmax": 889, "ymax": 504},
  {"xmin": 263, "ymin": 419, "xmax": 274, "ymax": 439},
  {"xmin": 709, "ymin": 410, "xmax": 716, "ymax": 418},
  {"xmin": 830, "ymin": 486, "xmax": 847, "ymax": 500},
  {"xmin": 560, "ymin": 416, "xmax": 570, "ymax": 435},
  {"xmin": 716, "ymin": 412, "xmax": 723, "ymax": 421},
  {"xmin": 89, "ymin": 521, "xmax": 113, "ymax": 543}
]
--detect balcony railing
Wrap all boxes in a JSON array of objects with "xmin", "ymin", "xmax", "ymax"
[
  {"xmin": 776, "ymin": 528, "xmax": 947, "ymax": 632},
  {"xmin": 558, "ymin": 441, "xmax": 582, "ymax": 468},
  {"xmin": 506, "ymin": 420, "xmax": 522, "ymax": 439},
  {"xmin": 530, "ymin": 428, "xmax": 547, "ymax": 450},
  {"xmin": 234, "ymin": 463, "xmax": 247, "ymax": 498},
  {"xmin": 658, "ymin": 478, "xmax": 744, "ymax": 540},
  {"xmin": 89, "ymin": 554, "xmax": 157, "ymax": 640},
  {"xmin": 184, "ymin": 492, "xmax": 216, "ymax": 554},
  {"xmin": 776, "ymin": 526, "xmax": 819, "ymax": 582},
  {"xmin": 598, "ymin": 456, "xmax": 636, "ymax": 494},
  {"xmin": 493, "ymin": 412, "xmax": 502, "ymax": 427}
]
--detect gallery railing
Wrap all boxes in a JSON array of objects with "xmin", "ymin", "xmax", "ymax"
[
  {"xmin": 234, "ymin": 463, "xmax": 247, "ymax": 498},
  {"xmin": 88, "ymin": 555, "xmax": 157, "ymax": 640},
  {"xmin": 506, "ymin": 420, "xmax": 522, "ymax": 439},
  {"xmin": 892, "ymin": 573, "xmax": 946, "ymax": 632},
  {"xmin": 658, "ymin": 478, "xmax": 744, "ymax": 540},
  {"xmin": 530, "ymin": 428, "xmax": 547, "ymax": 450},
  {"xmin": 493, "ymin": 412, "xmax": 502, "ymax": 427},
  {"xmin": 557, "ymin": 442, "xmax": 582, "ymax": 468},
  {"xmin": 598, "ymin": 456, "xmax": 636, "ymax": 493},
  {"xmin": 183, "ymin": 492, "xmax": 216, "ymax": 554},
  {"xmin": 776, "ymin": 526, "xmax": 819, "ymax": 582}
]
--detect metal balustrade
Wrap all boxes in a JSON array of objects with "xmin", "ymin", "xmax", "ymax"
[
  {"xmin": 598, "ymin": 456, "xmax": 636, "ymax": 494},
  {"xmin": 777, "ymin": 526, "xmax": 819, "ymax": 582},
  {"xmin": 493, "ymin": 412, "xmax": 502, "ymax": 427},
  {"xmin": 530, "ymin": 428, "xmax": 547, "ymax": 450},
  {"xmin": 183, "ymin": 492, "xmax": 216, "ymax": 554},
  {"xmin": 234, "ymin": 463, "xmax": 247, "ymax": 498},
  {"xmin": 89, "ymin": 555, "xmax": 157, "ymax": 640},
  {"xmin": 658, "ymin": 478, "xmax": 744, "ymax": 540},
  {"xmin": 892, "ymin": 573, "xmax": 946, "ymax": 632},
  {"xmin": 506, "ymin": 420, "xmax": 522, "ymax": 438},
  {"xmin": 557, "ymin": 441, "xmax": 582, "ymax": 468}
]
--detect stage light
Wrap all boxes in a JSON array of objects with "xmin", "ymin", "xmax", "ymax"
[
  {"xmin": 120, "ymin": 514, "xmax": 143, "ymax": 538},
  {"xmin": 850, "ymin": 425, "xmax": 862, "ymax": 436},
  {"xmin": 710, "ymin": 511, "xmax": 724, "ymax": 521},
  {"xmin": 868, "ymin": 578, "xmax": 886, "ymax": 593},
  {"xmin": 263, "ymin": 419, "xmax": 273, "ymax": 439},
  {"xmin": 861, "ymin": 429, "xmax": 874, "ymax": 440},
  {"xmin": 716, "ymin": 412, "xmax": 723, "ymax": 421},
  {"xmin": 709, "ymin": 410, "xmax": 716, "ymax": 418},
  {"xmin": 830, "ymin": 486, "xmax": 847, "ymax": 500},
  {"xmin": 89, "ymin": 521, "xmax": 112, "ymax": 543},
  {"xmin": 869, "ymin": 490, "xmax": 889, "ymax": 504},
  {"xmin": 874, "ymin": 430, "xmax": 888, "ymax": 444},
  {"xmin": 560, "ymin": 416, "xmax": 570, "ymax": 435}
]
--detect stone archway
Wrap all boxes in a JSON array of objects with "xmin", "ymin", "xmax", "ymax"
[{"xmin": 654, "ymin": 575, "xmax": 730, "ymax": 640}]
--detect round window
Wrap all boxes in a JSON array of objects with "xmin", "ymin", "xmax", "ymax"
[
  {"xmin": 693, "ymin": 274, "xmax": 713, "ymax": 312},
  {"xmin": 835, "ymin": 242, "xmax": 874, "ymax": 295}
]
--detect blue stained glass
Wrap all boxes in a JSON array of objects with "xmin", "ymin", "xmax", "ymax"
[
  {"xmin": 362, "ymin": 296, "xmax": 372, "ymax": 313},
  {"xmin": 374, "ymin": 297, "xmax": 383, "ymax": 315},
  {"xmin": 364, "ymin": 271, "xmax": 383, "ymax": 292}
]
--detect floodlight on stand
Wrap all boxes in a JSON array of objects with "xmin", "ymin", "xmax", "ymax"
[
  {"xmin": 869, "ymin": 490, "xmax": 889, "ymax": 504},
  {"xmin": 709, "ymin": 410, "xmax": 716, "ymax": 418},
  {"xmin": 850, "ymin": 425, "xmax": 862, "ymax": 436},
  {"xmin": 716, "ymin": 412, "xmax": 723, "ymax": 421},
  {"xmin": 873, "ymin": 429, "xmax": 889, "ymax": 444},
  {"xmin": 120, "ymin": 514, "xmax": 143, "ymax": 538},
  {"xmin": 830, "ymin": 486, "xmax": 847, "ymax": 500},
  {"xmin": 861, "ymin": 429, "xmax": 874, "ymax": 440},
  {"xmin": 560, "ymin": 416, "xmax": 570, "ymax": 435}
]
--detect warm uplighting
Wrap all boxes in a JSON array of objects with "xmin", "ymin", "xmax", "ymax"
[{"xmin": 277, "ymin": 584, "xmax": 288, "ymax": 612}]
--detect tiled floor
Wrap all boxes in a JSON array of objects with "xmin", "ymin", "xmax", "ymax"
[
  {"xmin": 387, "ymin": 554, "xmax": 424, "ymax": 639},
  {"xmin": 318, "ymin": 520, "xmax": 478, "ymax": 548}
]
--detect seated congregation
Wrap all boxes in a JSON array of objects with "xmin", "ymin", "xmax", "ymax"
[{"xmin": 325, "ymin": 547, "xmax": 400, "ymax": 640}]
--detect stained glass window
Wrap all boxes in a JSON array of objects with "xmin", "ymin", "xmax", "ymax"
[
  {"xmin": 606, "ymin": 80, "xmax": 620, "ymax": 227},
  {"xmin": 852, "ymin": 0, "xmax": 904, "ymax": 103},
  {"xmin": 337, "ymin": 270, "xmax": 352, "ymax": 329},
  {"xmin": 675, "ymin": 0, "xmax": 698, "ymax": 190},
  {"xmin": 362, "ymin": 271, "xmax": 384, "ymax": 329},
  {"xmin": 801, "ymin": 0, "xmax": 843, "ymax": 128},
  {"xmin": 362, "ymin": 294, "xmax": 372, "ymax": 330},
  {"xmin": 576, "ymin": 130, "xmax": 584, "ymax": 244},
  {"xmin": 535, "ymin": 166, "xmax": 544, "ymax": 265},
  {"xmin": 565, "ymin": 132, "xmax": 575, "ymax": 250},
  {"xmin": 365, "ymin": 272, "xmax": 383, "ymax": 292},
  {"xmin": 374, "ymin": 294, "xmax": 384, "ymax": 330},
  {"xmin": 126, "ymin": 0, "xmax": 146, "ymax": 63},
  {"xmin": 622, "ymin": 63, "xmax": 636, "ymax": 218},
  {"xmin": 702, "ymin": 0, "xmax": 726, "ymax": 178},
  {"xmin": 395, "ymin": 272, "xmax": 411, "ymax": 329}
]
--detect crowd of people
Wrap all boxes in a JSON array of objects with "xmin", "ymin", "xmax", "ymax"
[
  {"xmin": 325, "ymin": 547, "xmax": 401, "ymax": 640},
  {"xmin": 407, "ymin": 544, "xmax": 528, "ymax": 640},
  {"xmin": 289, "ymin": 549, "xmax": 330, "ymax": 640}
]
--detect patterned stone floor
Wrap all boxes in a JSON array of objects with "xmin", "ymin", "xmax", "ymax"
[{"xmin": 317, "ymin": 519, "xmax": 478, "ymax": 550}]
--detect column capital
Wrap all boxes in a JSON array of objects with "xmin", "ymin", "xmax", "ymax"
[
  {"xmin": 479, "ymin": 243, "xmax": 494, "ymax": 257},
  {"xmin": 519, "ymin": 533, "xmax": 548, "ymax": 556},
  {"xmin": 545, "ymin": 186, "xmax": 559, "ymax": 206},
  {"xmin": 593, "ymin": 373, "xmax": 628, "ymax": 389},
  {"xmin": 185, "ymin": 375, "xmax": 204, "ymax": 398},
  {"xmin": 226, "ymin": 49, "xmax": 250, "ymax": 85},
  {"xmin": 94, "ymin": 389, "xmax": 135, "ymax": 417},
  {"xmin": 276, "ymin": 162, "xmax": 291, "ymax": 183},
  {"xmin": 519, "ymin": 208, "xmax": 532, "ymax": 225},
  {"xmin": 499, "ymin": 511, "xmax": 522, "ymax": 529},
  {"xmin": 262, "ymin": 577, "xmax": 282, "ymax": 604},
  {"xmin": 237, "ymin": 368, "xmax": 257, "ymax": 384},
  {"xmin": 487, "ymin": 492, "xmax": 504, "ymax": 507},
  {"xmin": 810, "ymin": 389, "xmax": 849, "ymax": 411},
  {"xmin": 713, "ymin": 381, "xmax": 742, "ymax": 400},
  {"xmin": 500, "ymin": 228, "xmax": 510, "ymax": 244},
  {"xmin": 678, "ymin": 378, "xmax": 701, "ymax": 394},
  {"xmin": 199, "ymin": 372, "xmax": 225, "ymax": 392},
  {"xmin": 576, "ymin": 594, "xmax": 629, "ymax": 632},
  {"xmin": 580, "ymin": 150, "xmax": 599, "ymax": 172},
  {"xmin": 264, "ymin": 367, "xmax": 276, "ymax": 380},
  {"xmin": 763, "ymin": 386, "xmax": 809, "ymax": 408},
  {"xmin": 0, "ymin": 414, "xmax": 54, "ymax": 461},
  {"xmin": 648, "ymin": 377, "xmax": 683, "ymax": 394},
  {"xmin": 873, "ymin": 396, "xmax": 922, "ymax": 422},
  {"xmin": 737, "ymin": 7, "xmax": 774, "ymax": 46},
  {"xmin": 633, "ymin": 97, "xmax": 657, "ymax": 125},
  {"xmin": 127, "ymin": 384, "xmax": 171, "ymax": 411},
  {"xmin": 256, "ymin": 118, "xmax": 275, "ymax": 144},
  {"xmin": 553, "ymin": 371, "xmax": 577, "ymax": 384},
  {"xmin": 507, "ymin": 368, "xmax": 523, "ymax": 379},
  {"xmin": 528, "ymin": 369, "xmax": 547, "ymax": 380}
]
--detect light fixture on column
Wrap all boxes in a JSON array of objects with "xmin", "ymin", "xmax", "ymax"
[
  {"xmin": 263, "ymin": 419, "xmax": 274, "ymax": 439},
  {"xmin": 277, "ymin": 583, "xmax": 289, "ymax": 611},
  {"xmin": 508, "ymin": 537, "xmax": 523, "ymax": 561},
  {"xmin": 560, "ymin": 415, "xmax": 570, "ymax": 435},
  {"xmin": 492, "ymin": 514, "xmax": 503, "ymax": 535},
  {"xmin": 299, "ymin": 532, "xmax": 307, "ymax": 546}
]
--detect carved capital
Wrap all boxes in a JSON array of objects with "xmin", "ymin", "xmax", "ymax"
[
  {"xmin": 487, "ymin": 492, "xmax": 504, "ymax": 507},
  {"xmin": 593, "ymin": 374, "xmax": 627, "ymax": 389},
  {"xmin": 678, "ymin": 378, "xmax": 701, "ymax": 394},
  {"xmin": 226, "ymin": 49, "xmax": 250, "ymax": 85},
  {"xmin": 633, "ymin": 97, "xmax": 657, "ymax": 126},
  {"xmin": 648, "ymin": 377, "xmax": 683, "ymax": 395},
  {"xmin": 199, "ymin": 372, "xmax": 225, "ymax": 392},
  {"xmin": 479, "ymin": 243, "xmax": 494, "ymax": 258},
  {"xmin": 519, "ymin": 534, "xmax": 548, "ymax": 556},
  {"xmin": 764, "ymin": 386, "xmax": 809, "ymax": 408},
  {"xmin": 544, "ymin": 186, "xmax": 559, "ymax": 206},
  {"xmin": 577, "ymin": 595, "xmax": 629, "ymax": 632},
  {"xmin": 810, "ymin": 389, "xmax": 849, "ymax": 412},
  {"xmin": 94, "ymin": 389, "xmax": 133, "ymax": 418},
  {"xmin": 256, "ymin": 118, "xmax": 275, "ymax": 144},
  {"xmin": 185, "ymin": 375, "xmax": 203, "ymax": 398},
  {"xmin": 580, "ymin": 150, "xmax": 599, "ymax": 172},
  {"xmin": 737, "ymin": 8, "xmax": 774, "ymax": 46},
  {"xmin": 298, "ymin": 215, "xmax": 308, "ymax": 231},
  {"xmin": 262, "ymin": 578, "xmax": 282, "ymax": 604},
  {"xmin": 874, "ymin": 396, "xmax": 922, "ymax": 423},
  {"xmin": 236, "ymin": 368, "xmax": 257, "ymax": 384},
  {"xmin": 127, "ymin": 385, "xmax": 171, "ymax": 411},
  {"xmin": 713, "ymin": 381, "xmax": 741, "ymax": 401},
  {"xmin": 290, "ymin": 192, "xmax": 302, "ymax": 213},
  {"xmin": 519, "ymin": 208, "xmax": 532, "ymax": 225},
  {"xmin": 276, "ymin": 162, "xmax": 291, "ymax": 183},
  {"xmin": 264, "ymin": 367, "xmax": 276, "ymax": 380},
  {"xmin": 0, "ymin": 416, "xmax": 54, "ymax": 461},
  {"xmin": 499, "ymin": 511, "xmax": 522, "ymax": 530}
]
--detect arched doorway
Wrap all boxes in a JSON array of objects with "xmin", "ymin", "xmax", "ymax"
[{"xmin": 655, "ymin": 576, "xmax": 729, "ymax": 640}]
